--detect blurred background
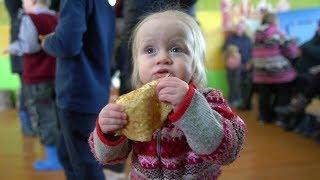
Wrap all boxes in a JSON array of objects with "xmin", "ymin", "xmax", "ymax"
[
  {"xmin": 0, "ymin": 0, "xmax": 320, "ymax": 180},
  {"xmin": 1, "ymin": 0, "xmax": 320, "ymax": 94}
]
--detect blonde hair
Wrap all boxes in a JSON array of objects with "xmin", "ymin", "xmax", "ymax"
[{"xmin": 131, "ymin": 10, "xmax": 207, "ymax": 88}]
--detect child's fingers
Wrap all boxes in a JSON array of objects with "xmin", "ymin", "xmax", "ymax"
[
  {"xmin": 100, "ymin": 109, "xmax": 126, "ymax": 120},
  {"xmin": 104, "ymin": 103, "xmax": 125, "ymax": 111},
  {"xmin": 98, "ymin": 116, "xmax": 127, "ymax": 133},
  {"xmin": 101, "ymin": 117, "xmax": 127, "ymax": 126},
  {"xmin": 158, "ymin": 77, "xmax": 179, "ymax": 84},
  {"xmin": 156, "ymin": 79, "xmax": 178, "ymax": 93},
  {"xmin": 100, "ymin": 124, "xmax": 124, "ymax": 132},
  {"xmin": 158, "ymin": 93, "xmax": 174, "ymax": 103},
  {"xmin": 100, "ymin": 104, "xmax": 125, "ymax": 119},
  {"xmin": 157, "ymin": 77, "xmax": 185, "ymax": 88},
  {"xmin": 158, "ymin": 87, "xmax": 175, "ymax": 96}
]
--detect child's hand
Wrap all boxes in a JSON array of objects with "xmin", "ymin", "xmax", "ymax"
[
  {"xmin": 39, "ymin": 34, "xmax": 46, "ymax": 41},
  {"xmin": 39, "ymin": 32, "xmax": 54, "ymax": 49},
  {"xmin": 98, "ymin": 103, "xmax": 127, "ymax": 133},
  {"xmin": 156, "ymin": 77, "xmax": 189, "ymax": 111}
]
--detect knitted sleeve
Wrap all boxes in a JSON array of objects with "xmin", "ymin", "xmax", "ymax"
[
  {"xmin": 168, "ymin": 86, "xmax": 246, "ymax": 165},
  {"xmin": 88, "ymin": 120, "xmax": 131, "ymax": 165}
]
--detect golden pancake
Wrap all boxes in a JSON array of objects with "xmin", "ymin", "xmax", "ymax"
[{"xmin": 115, "ymin": 80, "xmax": 172, "ymax": 142}]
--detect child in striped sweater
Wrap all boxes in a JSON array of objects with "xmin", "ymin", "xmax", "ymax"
[{"xmin": 252, "ymin": 13, "xmax": 297, "ymax": 123}]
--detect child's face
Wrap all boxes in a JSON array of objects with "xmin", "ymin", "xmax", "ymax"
[
  {"xmin": 22, "ymin": 0, "xmax": 35, "ymax": 13},
  {"xmin": 135, "ymin": 17, "xmax": 194, "ymax": 85}
]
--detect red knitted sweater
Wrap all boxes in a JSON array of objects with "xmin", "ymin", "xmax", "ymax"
[{"xmin": 89, "ymin": 85, "xmax": 246, "ymax": 179}]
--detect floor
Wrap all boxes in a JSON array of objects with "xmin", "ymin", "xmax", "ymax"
[{"xmin": 0, "ymin": 104, "xmax": 320, "ymax": 180}]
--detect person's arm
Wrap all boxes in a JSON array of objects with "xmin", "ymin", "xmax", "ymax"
[
  {"xmin": 43, "ymin": 0, "xmax": 87, "ymax": 58},
  {"xmin": 88, "ymin": 120, "xmax": 131, "ymax": 165},
  {"xmin": 8, "ymin": 15, "xmax": 41, "ymax": 56},
  {"xmin": 168, "ymin": 85, "xmax": 246, "ymax": 165}
]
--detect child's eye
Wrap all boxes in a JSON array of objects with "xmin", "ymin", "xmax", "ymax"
[
  {"xmin": 144, "ymin": 47, "xmax": 155, "ymax": 54},
  {"xmin": 170, "ymin": 47, "xmax": 183, "ymax": 53}
]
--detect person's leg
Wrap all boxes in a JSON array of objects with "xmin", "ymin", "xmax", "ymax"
[
  {"xmin": 273, "ymin": 82, "xmax": 292, "ymax": 108},
  {"xmin": 233, "ymin": 68, "xmax": 242, "ymax": 105},
  {"xmin": 227, "ymin": 69, "xmax": 239, "ymax": 107},
  {"xmin": 273, "ymin": 82, "xmax": 293, "ymax": 127},
  {"xmin": 227, "ymin": 69, "xmax": 240, "ymax": 108},
  {"xmin": 57, "ymin": 108, "xmax": 105, "ymax": 180},
  {"xmin": 258, "ymin": 84, "xmax": 273, "ymax": 122},
  {"xmin": 29, "ymin": 83, "xmax": 62, "ymax": 171},
  {"xmin": 240, "ymin": 70, "xmax": 253, "ymax": 110},
  {"xmin": 57, "ymin": 133, "xmax": 78, "ymax": 179},
  {"xmin": 19, "ymin": 76, "xmax": 36, "ymax": 137}
]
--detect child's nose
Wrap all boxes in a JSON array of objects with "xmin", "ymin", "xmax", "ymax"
[{"xmin": 156, "ymin": 52, "xmax": 173, "ymax": 65}]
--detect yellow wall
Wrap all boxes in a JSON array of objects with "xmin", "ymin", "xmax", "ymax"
[
  {"xmin": 197, "ymin": 11, "xmax": 225, "ymax": 71},
  {"xmin": 0, "ymin": 25, "xmax": 9, "ymax": 50}
]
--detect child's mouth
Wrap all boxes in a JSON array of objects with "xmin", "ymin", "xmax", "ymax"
[{"xmin": 154, "ymin": 71, "xmax": 171, "ymax": 79}]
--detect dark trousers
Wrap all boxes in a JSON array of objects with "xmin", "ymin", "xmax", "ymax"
[
  {"xmin": 227, "ymin": 68, "xmax": 241, "ymax": 105},
  {"xmin": 240, "ymin": 71, "xmax": 254, "ymax": 108},
  {"xmin": 24, "ymin": 82, "xmax": 59, "ymax": 145},
  {"xmin": 57, "ymin": 108, "xmax": 104, "ymax": 180},
  {"xmin": 19, "ymin": 74, "xmax": 27, "ymax": 111},
  {"xmin": 258, "ymin": 83, "xmax": 292, "ymax": 121}
]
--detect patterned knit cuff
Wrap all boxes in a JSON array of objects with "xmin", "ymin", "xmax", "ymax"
[
  {"xmin": 168, "ymin": 83, "xmax": 196, "ymax": 122},
  {"xmin": 96, "ymin": 119, "xmax": 127, "ymax": 146}
]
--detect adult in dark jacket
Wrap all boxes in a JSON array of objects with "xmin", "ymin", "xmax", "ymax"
[{"xmin": 42, "ymin": 0, "xmax": 115, "ymax": 179}]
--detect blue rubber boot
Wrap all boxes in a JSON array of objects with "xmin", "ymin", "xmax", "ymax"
[
  {"xmin": 33, "ymin": 145, "xmax": 63, "ymax": 171},
  {"xmin": 19, "ymin": 111, "xmax": 36, "ymax": 136}
]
